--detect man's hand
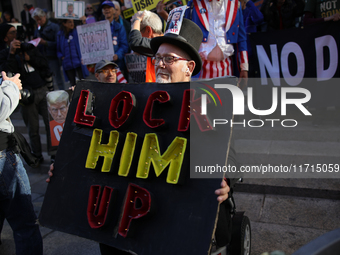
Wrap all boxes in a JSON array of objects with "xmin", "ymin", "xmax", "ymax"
[
  {"xmin": 80, "ymin": 15, "xmax": 86, "ymax": 24},
  {"xmin": 38, "ymin": 37, "xmax": 47, "ymax": 45},
  {"xmin": 238, "ymin": 70, "xmax": 248, "ymax": 90},
  {"xmin": 157, "ymin": 0, "xmax": 168, "ymax": 21},
  {"xmin": 9, "ymin": 39, "xmax": 21, "ymax": 54},
  {"xmin": 46, "ymin": 163, "xmax": 54, "ymax": 183},
  {"xmin": 113, "ymin": 54, "xmax": 118, "ymax": 61},
  {"xmin": 215, "ymin": 179, "xmax": 230, "ymax": 203},
  {"xmin": 332, "ymin": 13, "xmax": 340, "ymax": 21},
  {"xmin": 199, "ymin": 51, "xmax": 207, "ymax": 61},
  {"xmin": 24, "ymin": 52, "xmax": 30, "ymax": 61},
  {"xmin": 132, "ymin": 11, "xmax": 145, "ymax": 22},
  {"xmin": 324, "ymin": 13, "xmax": 340, "ymax": 21},
  {"xmin": 131, "ymin": 11, "xmax": 144, "ymax": 30},
  {"xmin": 2, "ymin": 71, "xmax": 22, "ymax": 93}
]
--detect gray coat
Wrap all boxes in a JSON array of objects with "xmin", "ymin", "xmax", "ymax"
[{"xmin": 0, "ymin": 80, "xmax": 19, "ymax": 133}]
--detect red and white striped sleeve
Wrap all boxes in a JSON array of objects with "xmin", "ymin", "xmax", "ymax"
[
  {"xmin": 238, "ymin": 50, "xmax": 248, "ymax": 71},
  {"xmin": 116, "ymin": 68, "xmax": 127, "ymax": 83}
]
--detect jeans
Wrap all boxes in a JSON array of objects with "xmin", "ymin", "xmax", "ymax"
[
  {"xmin": 0, "ymin": 148, "xmax": 43, "ymax": 255},
  {"xmin": 21, "ymin": 86, "xmax": 51, "ymax": 158},
  {"xmin": 48, "ymin": 58, "xmax": 65, "ymax": 90}
]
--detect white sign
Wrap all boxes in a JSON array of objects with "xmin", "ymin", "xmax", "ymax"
[
  {"xmin": 54, "ymin": 0, "xmax": 85, "ymax": 20},
  {"xmin": 76, "ymin": 20, "xmax": 114, "ymax": 65},
  {"xmin": 164, "ymin": 6, "xmax": 186, "ymax": 35}
]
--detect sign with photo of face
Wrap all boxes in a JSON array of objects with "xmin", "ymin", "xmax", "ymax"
[
  {"xmin": 54, "ymin": 0, "xmax": 85, "ymax": 20},
  {"xmin": 46, "ymin": 90, "xmax": 71, "ymax": 148},
  {"xmin": 164, "ymin": 6, "xmax": 187, "ymax": 35}
]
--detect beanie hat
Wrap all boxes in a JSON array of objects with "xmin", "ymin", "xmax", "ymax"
[{"xmin": 0, "ymin": 23, "xmax": 14, "ymax": 42}]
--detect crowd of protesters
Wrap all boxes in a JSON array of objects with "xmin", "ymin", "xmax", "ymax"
[
  {"xmin": 0, "ymin": 0, "xmax": 339, "ymax": 254},
  {"xmin": 1, "ymin": 0, "xmax": 339, "ymax": 85}
]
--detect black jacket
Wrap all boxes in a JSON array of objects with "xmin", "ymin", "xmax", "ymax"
[
  {"xmin": 128, "ymin": 29, "xmax": 153, "ymax": 57},
  {"xmin": 0, "ymin": 46, "xmax": 50, "ymax": 89},
  {"xmin": 261, "ymin": 0, "xmax": 305, "ymax": 30}
]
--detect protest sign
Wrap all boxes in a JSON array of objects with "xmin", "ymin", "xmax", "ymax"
[
  {"xmin": 46, "ymin": 90, "xmax": 72, "ymax": 148},
  {"xmin": 77, "ymin": 20, "xmax": 114, "ymax": 65},
  {"xmin": 54, "ymin": 0, "xmax": 84, "ymax": 19},
  {"xmin": 249, "ymin": 21, "xmax": 340, "ymax": 110},
  {"xmin": 129, "ymin": 0, "xmax": 187, "ymax": 18},
  {"xmin": 132, "ymin": 0, "xmax": 170, "ymax": 12},
  {"xmin": 123, "ymin": 8, "xmax": 135, "ymax": 19},
  {"xmin": 165, "ymin": 6, "xmax": 186, "ymax": 34},
  {"xmin": 39, "ymin": 77, "xmax": 235, "ymax": 254},
  {"xmin": 125, "ymin": 53, "xmax": 147, "ymax": 83}
]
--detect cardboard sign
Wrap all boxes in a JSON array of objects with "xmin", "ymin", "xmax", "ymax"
[
  {"xmin": 165, "ymin": 6, "xmax": 186, "ymax": 34},
  {"xmin": 39, "ymin": 78, "xmax": 235, "ymax": 254},
  {"xmin": 132, "ymin": 0, "xmax": 171, "ymax": 12},
  {"xmin": 123, "ymin": 8, "xmax": 135, "ymax": 19},
  {"xmin": 54, "ymin": 0, "xmax": 85, "ymax": 20},
  {"xmin": 76, "ymin": 20, "xmax": 114, "ymax": 65},
  {"xmin": 125, "ymin": 53, "xmax": 147, "ymax": 83},
  {"xmin": 47, "ymin": 90, "xmax": 72, "ymax": 147}
]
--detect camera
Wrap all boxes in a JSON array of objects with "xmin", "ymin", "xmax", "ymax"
[
  {"xmin": 15, "ymin": 26, "xmax": 35, "ymax": 54},
  {"xmin": 16, "ymin": 25, "xmax": 26, "ymax": 42},
  {"xmin": 20, "ymin": 87, "xmax": 34, "ymax": 105}
]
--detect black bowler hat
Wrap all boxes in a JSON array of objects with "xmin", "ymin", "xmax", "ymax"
[{"xmin": 150, "ymin": 18, "xmax": 203, "ymax": 76}]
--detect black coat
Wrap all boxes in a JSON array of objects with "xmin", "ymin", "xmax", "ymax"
[
  {"xmin": 261, "ymin": 0, "xmax": 305, "ymax": 30},
  {"xmin": 20, "ymin": 10, "xmax": 35, "ymax": 26}
]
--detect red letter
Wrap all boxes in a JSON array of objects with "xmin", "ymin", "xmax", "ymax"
[
  {"xmin": 178, "ymin": 89, "xmax": 213, "ymax": 132},
  {"xmin": 74, "ymin": 90, "xmax": 97, "ymax": 126},
  {"xmin": 109, "ymin": 91, "xmax": 136, "ymax": 129},
  {"xmin": 143, "ymin": 91, "xmax": 170, "ymax": 128},
  {"xmin": 118, "ymin": 183, "xmax": 151, "ymax": 237},
  {"xmin": 87, "ymin": 185, "xmax": 115, "ymax": 228}
]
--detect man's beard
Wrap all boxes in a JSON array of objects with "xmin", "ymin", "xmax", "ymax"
[{"xmin": 156, "ymin": 70, "xmax": 172, "ymax": 83}]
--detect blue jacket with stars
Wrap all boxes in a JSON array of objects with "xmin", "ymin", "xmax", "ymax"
[
  {"xmin": 57, "ymin": 29, "xmax": 89, "ymax": 82},
  {"xmin": 184, "ymin": 0, "xmax": 248, "ymax": 71},
  {"xmin": 110, "ymin": 19, "xmax": 129, "ymax": 71}
]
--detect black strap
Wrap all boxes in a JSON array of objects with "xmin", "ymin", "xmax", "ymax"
[
  {"xmin": 0, "ymin": 131, "xmax": 9, "ymax": 151},
  {"xmin": 0, "ymin": 131, "xmax": 16, "ymax": 151}
]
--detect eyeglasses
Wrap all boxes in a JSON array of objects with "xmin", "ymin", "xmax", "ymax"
[
  {"xmin": 97, "ymin": 69, "xmax": 117, "ymax": 75},
  {"xmin": 86, "ymin": 7, "xmax": 93, "ymax": 10},
  {"xmin": 152, "ymin": 56, "xmax": 189, "ymax": 66},
  {"xmin": 50, "ymin": 106, "xmax": 68, "ymax": 114}
]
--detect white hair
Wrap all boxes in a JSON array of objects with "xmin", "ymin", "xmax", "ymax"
[
  {"xmin": 142, "ymin": 10, "xmax": 163, "ymax": 34},
  {"xmin": 32, "ymin": 8, "xmax": 46, "ymax": 18},
  {"xmin": 112, "ymin": 1, "xmax": 120, "ymax": 10}
]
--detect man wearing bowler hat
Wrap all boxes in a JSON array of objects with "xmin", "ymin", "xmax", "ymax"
[
  {"xmin": 99, "ymin": 18, "xmax": 234, "ymax": 254},
  {"xmin": 151, "ymin": 16, "xmax": 236, "ymax": 250}
]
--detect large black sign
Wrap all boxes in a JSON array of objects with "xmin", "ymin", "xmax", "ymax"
[
  {"xmin": 39, "ymin": 79, "xmax": 234, "ymax": 254},
  {"xmin": 250, "ymin": 21, "xmax": 340, "ymax": 109}
]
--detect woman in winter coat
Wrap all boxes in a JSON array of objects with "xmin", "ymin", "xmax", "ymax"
[{"xmin": 57, "ymin": 19, "xmax": 89, "ymax": 87}]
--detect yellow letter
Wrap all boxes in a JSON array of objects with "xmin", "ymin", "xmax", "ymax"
[
  {"xmin": 85, "ymin": 129, "xmax": 119, "ymax": 172},
  {"xmin": 136, "ymin": 133, "xmax": 187, "ymax": 184},
  {"xmin": 118, "ymin": 132, "xmax": 137, "ymax": 177}
]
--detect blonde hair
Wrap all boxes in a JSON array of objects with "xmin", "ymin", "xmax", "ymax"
[{"xmin": 46, "ymin": 91, "xmax": 69, "ymax": 106}]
